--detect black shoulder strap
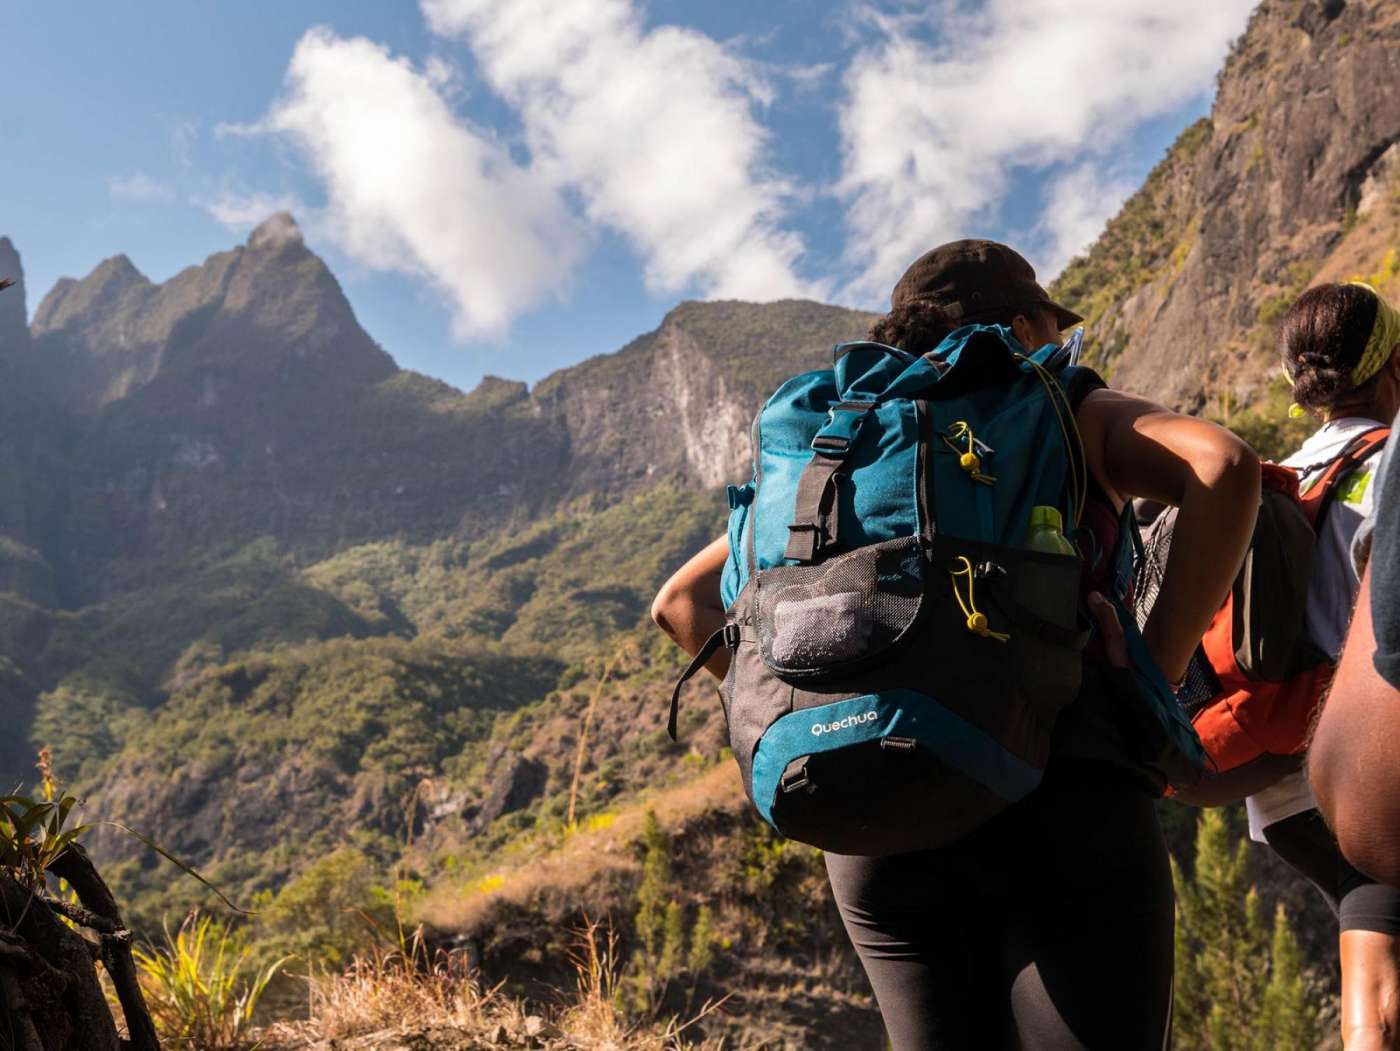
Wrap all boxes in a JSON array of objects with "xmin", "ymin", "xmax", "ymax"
[
  {"xmin": 1059, "ymin": 365, "xmax": 1108, "ymax": 415},
  {"xmin": 784, "ymin": 401, "xmax": 878, "ymax": 562}
]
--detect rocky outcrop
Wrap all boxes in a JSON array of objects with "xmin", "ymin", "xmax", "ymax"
[
  {"xmin": 1052, "ymin": 0, "xmax": 1400, "ymax": 411},
  {"xmin": 532, "ymin": 298, "xmax": 876, "ymax": 496},
  {"xmin": 468, "ymin": 753, "xmax": 549, "ymax": 833},
  {"xmin": 0, "ymin": 237, "xmax": 31, "ymax": 360}
]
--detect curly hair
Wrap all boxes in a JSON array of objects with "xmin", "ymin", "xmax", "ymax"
[
  {"xmin": 1280, "ymin": 283, "xmax": 1381, "ymax": 413},
  {"xmin": 868, "ymin": 299, "xmax": 1029, "ymax": 355}
]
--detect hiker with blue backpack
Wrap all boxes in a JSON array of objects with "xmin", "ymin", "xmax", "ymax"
[{"xmin": 652, "ymin": 240, "xmax": 1260, "ymax": 1049}]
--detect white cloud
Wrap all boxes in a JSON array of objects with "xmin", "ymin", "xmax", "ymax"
[
  {"xmin": 1037, "ymin": 164, "xmax": 1137, "ymax": 279},
  {"xmin": 837, "ymin": 0, "xmax": 1256, "ymax": 303},
  {"xmin": 201, "ymin": 189, "xmax": 304, "ymax": 231},
  {"xmin": 108, "ymin": 173, "xmax": 173, "ymax": 202},
  {"xmin": 170, "ymin": 120, "xmax": 198, "ymax": 168},
  {"xmin": 422, "ymin": 0, "xmax": 820, "ymax": 302},
  {"xmin": 235, "ymin": 28, "xmax": 583, "ymax": 338}
]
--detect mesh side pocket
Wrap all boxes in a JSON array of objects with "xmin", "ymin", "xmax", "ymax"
[
  {"xmin": 1176, "ymin": 649, "xmax": 1222, "ymax": 718},
  {"xmin": 755, "ymin": 536, "xmax": 924, "ymax": 677},
  {"xmin": 1135, "ymin": 509, "xmax": 1176, "ymax": 631}
]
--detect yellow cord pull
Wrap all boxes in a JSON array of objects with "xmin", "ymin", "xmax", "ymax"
[
  {"xmin": 949, "ymin": 556, "xmax": 1009, "ymax": 642},
  {"xmin": 944, "ymin": 422, "xmax": 996, "ymax": 485}
]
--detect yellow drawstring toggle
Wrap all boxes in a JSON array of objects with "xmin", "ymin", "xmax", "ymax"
[
  {"xmin": 949, "ymin": 556, "xmax": 1009, "ymax": 642},
  {"xmin": 944, "ymin": 422, "xmax": 996, "ymax": 485}
]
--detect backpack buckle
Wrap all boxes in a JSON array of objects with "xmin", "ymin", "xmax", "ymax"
[
  {"xmin": 810, "ymin": 402, "xmax": 876, "ymax": 456},
  {"xmin": 780, "ymin": 763, "xmax": 815, "ymax": 795}
]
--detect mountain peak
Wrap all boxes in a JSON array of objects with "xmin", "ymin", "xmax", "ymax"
[
  {"xmin": 247, "ymin": 212, "xmax": 303, "ymax": 252},
  {"xmin": 93, "ymin": 253, "xmax": 147, "ymax": 284},
  {"xmin": 29, "ymin": 218, "xmax": 393, "ymax": 413}
]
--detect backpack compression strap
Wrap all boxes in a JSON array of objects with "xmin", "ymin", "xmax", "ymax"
[
  {"xmin": 1298, "ymin": 427, "xmax": 1390, "ymax": 529},
  {"xmin": 668, "ymin": 624, "xmax": 738, "ymax": 740},
  {"xmin": 784, "ymin": 401, "xmax": 877, "ymax": 562}
]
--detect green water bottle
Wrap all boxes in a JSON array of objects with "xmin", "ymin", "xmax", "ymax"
[{"xmin": 1026, "ymin": 505, "xmax": 1077, "ymax": 557}]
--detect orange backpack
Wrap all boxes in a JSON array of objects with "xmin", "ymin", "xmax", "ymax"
[{"xmin": 1136, "ymin": 426, "xmax": 1389, "ymax": 804}]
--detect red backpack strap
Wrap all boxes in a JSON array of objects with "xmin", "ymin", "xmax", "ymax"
[{"xmin": 1297, "ymin": 427, "xmax": 1390, "ymax": 528}]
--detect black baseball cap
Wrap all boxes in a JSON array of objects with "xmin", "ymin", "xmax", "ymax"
[{"xmin": 890, "ymin": 240, "xmax": 1082, "ymax": 331}]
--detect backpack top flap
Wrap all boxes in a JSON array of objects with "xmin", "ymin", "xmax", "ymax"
[
  {"xmin": 727, "ymin": 326, "xmax": 1084, "ymax": 603},
  {"xmin": 911, "ymin": 327, "xmax": 1082, "ymax": 546}
]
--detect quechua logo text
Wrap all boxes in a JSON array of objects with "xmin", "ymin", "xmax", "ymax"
[{"xmin": 810, "ymin": 710, "xmax": 879, "ymax": 736}]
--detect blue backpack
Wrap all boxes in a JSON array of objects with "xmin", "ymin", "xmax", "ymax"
[{"xmin": 669, "ymin": 325, "xmax": 1204, "ymax": 855}]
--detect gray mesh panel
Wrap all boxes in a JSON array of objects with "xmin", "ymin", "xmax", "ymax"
[{"xmin": 755, "ymin": 536, "xmax": 924, "ymax": 676}]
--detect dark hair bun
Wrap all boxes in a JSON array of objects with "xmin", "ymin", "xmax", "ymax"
[{"xmin": 1279, "ymin": 284, "xmax": 1379, "ymax": 412}]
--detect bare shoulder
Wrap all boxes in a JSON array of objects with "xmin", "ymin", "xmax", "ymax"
[
  {"xmin": 1074, "ymin": 387, "xmax": 1257, "ymax": 505},
  {"xmin": 1075, "ymin": 386, "xmax": 1167, "ymax": 432}
]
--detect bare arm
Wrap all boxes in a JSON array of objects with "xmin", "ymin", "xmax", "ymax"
[
  {"xmin": 1310, "ymin": 568, "xmax": 1400, "ymax": 885},
  {"xmin": 651, "ymin": 534, "xmax": 731, "ymax": 679},
  {"xmin": 1076, "ymin": 388, "xmax": 1261, "ymax": 683}
]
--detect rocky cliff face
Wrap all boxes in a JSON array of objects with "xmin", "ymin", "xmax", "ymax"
[
  {"xmin": 1052, "ymin": 0, "xmax": 1400, "ymax": 411},
  {"xmin": 0, "ymin": 237, "xmax": 31, "ymax": 360},
  {"xmin": 533, "ymin": 299, "xmax": 876, "ymax": 497}
]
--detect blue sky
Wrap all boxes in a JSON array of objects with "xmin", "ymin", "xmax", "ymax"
[{"xmin": 1, "ymin": 1, "xmax": 1256, "ymax": 393}]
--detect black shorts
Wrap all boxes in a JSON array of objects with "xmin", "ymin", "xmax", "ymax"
[
  {"xmin": 825, "ymin": 767, "xmax": 1174, "ymax": 1050},
  {"xmin": 1262, "ymin": 808, "xmax": 1400, "ymax": 935}
]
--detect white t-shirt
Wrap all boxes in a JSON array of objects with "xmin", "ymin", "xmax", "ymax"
[{"xmin": 1246, "ymin": 417, "xmax": 1387, "ymax": 842}]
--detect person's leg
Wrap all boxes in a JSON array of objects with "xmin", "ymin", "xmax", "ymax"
[
  {"xmin": 1000, "ymin": 776, "xmax": 1175, "ymax": 1051},
  {"xmin": 1261, "ymin": 809, "xmax": 1344, "ymax": 917},
  {"xmin": 1339, "ymin": 870, "xmax": 1400, "ymax": 1050},
  {"xmin": 825, "ymin": 847, "xmax": 1003, "ymax": 1050},
  {"xmin": 1262, "ymin": 808, "xmax": 1400, "ymax": 1049}
]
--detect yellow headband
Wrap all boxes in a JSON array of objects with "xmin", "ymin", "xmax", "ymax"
[
  {"xmin": 1283, "ymin": 282, "xmax": 1400, "ymax": 418},
  {"xmin": 1346, "ymin": 281, "xmax": 1400, "ymax": 386}
]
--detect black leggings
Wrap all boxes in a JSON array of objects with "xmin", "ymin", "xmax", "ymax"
[
  {"xmin": 825, "ymin": 771, "xmax": 1174, "ymax": 1050},
  {"xmin": 1262, "ymin": 809, "xmax": 1400, "ymax": 934}
]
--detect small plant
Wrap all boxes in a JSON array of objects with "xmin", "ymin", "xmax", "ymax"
[
  {"xmin": 133, "ymin": 912, "xmax": 287, "ymax": 1051},
  {"xmin": 0, "ymin": 790, "xmax": 85, "ymax": 890}
]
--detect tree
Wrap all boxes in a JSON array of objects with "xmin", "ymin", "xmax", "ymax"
[
  {"xmin": 1258, "ymin": 903, "xmax": 1319, "ymax": 1050},
  {"xmin": 1172, "ymin": 808, "xmax": 1321, "ymax": 1050},
  {"xmin": 630, "ymin": 811, "xmax": 714, "ymax": 1013}
]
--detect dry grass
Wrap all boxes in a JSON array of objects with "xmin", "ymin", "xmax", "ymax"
[
  {"xmin": 267, "ymin": 948, "xmax": 509, "ymax": 1041},
  {"xmin": 416, "ymin": 763, "xmax": 746, "ymax": 936},
  {"xmin": 259, "ymin": 923, "xmax": 726, "ymax": 1051}
]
